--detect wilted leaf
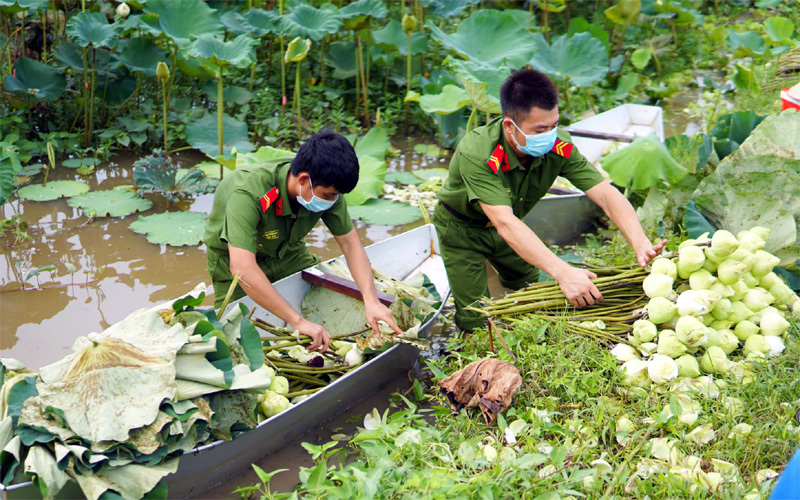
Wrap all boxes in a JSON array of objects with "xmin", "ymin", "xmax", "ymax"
[
  {"xmin": 68, "ymin": 189, "xmax": 153, "ymax": 217},
  {"xmin": 285, "ymin": 37, "xmax": 311, "ymax": 63},
  {"xmin": 129, "ymin": 211, "xmax": 207, "ymax": 246},
  {"xmin": 347, "ymin": 198, "xmax": 422, "ymax": 226},
  {"xmin": 17, "ymin": 180, "xmax": 89, "ymax": 201}
]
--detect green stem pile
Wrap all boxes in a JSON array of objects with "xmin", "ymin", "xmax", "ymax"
[{"xmin": 472, "ymin": 265, "xmax": 649, "ymax": 343}]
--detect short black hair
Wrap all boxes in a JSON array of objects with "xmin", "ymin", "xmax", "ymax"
[
  {"xmin": 499, "ymin": 69, "xmax": 559, "ymax": 123},
  {"xmin": 291, "ymin": 130, "xmax": 359, "ymax": 193}
]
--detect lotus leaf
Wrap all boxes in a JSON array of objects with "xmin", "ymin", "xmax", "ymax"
[
  {"xmin": 176, "ymin": 51, "xmax": 218, "ymax": 79},
  {"xmin": 62, "ymin": 157, "xmax": 98, "ymax": 168},
  {"xmin": 600, "ymin": 133, "xmax": 687, "ymax": 191},
  {"xmin": 568, "ymin": 17, "xmax": 610, "ymax": 48},
  {"xmin": 17, "ymin": 180, "xmax": 89, "ymax": 201},
  {"xmin": 348, "ymin": 199, "xmax": 423, "ymax": 226},
  {"xmin": 130, "ymin": 211, "xmax": 207, "ymax": 246},
  {"xmin": 344, "ymin": 155, "xmax": 386, "ymax": 206},
  {"xmin": 100, "ymin": 75, "xmax": 137, "ymax": 102},
  {"xmin": 116, "ymin": 38, "xmax": 168, "ymax": 77},
  {"xmin": 327, "ymin": 41, "xmax": 357, "ymax": 79},
  {"xmin": 531, "ymin": 32, "xmax": 608, "ymax": 87},
  {"xmin": 538, "ymin": 0, "xmax": 567, "ymax": 12},
  {"xmin": 764, "ymin": 17, "xmax": 795, "ymax": 45},
  {"xmin": 3, "ymin": 57, "xmax": 66, "ymax": 102},
  {"xmin": 236, "ymin": 146, "xmax": 295, "ymax": 170},
  {"xmin": 428, "ymin": 0, "xmax": 480, "ymax": 18},
  {"xmin": 133, "ymin": 153, "xmax": 214, "ymax": 202},
  {"xmin": 448, "ymin": 59, "xmax": 509, "ymax": 114},
  {"xmin": 281, "ymin": 3, "xmax": 342, "ymax": 41},
  {"xmin": 734, "ymin": 110, "xmax": 800, "ymax": 159},
  {"xmin": 70, "ymin": 459, "xmax": 178, "ymax": 500},
  {"xmin": 428, "ymin": 10, "xmax": 535, "ymax": 67},
  {"xmin": 653, "ymin": 2, "xmax": 700, "ymax": 25},
  {"xmin": 285, "ymin": 37, "xmax": 311, "ymax": 63},
  {"xmin": 187, "ymin": 34, "xmax": 256, "ymax": 69},
  {"xmin": 726, "ymin": 29, "xmax": 768, "ymax": 57},
  {"xmin": 184, "ymin": 113, "xmax": 255, "ymax": 160},
  {"xmin": 0, "ymin": 0, "xmax": 48, "ymax": 12},
  {"xmin": 142, "ymin": 0, "xmax": 224, "ymax": 47},
  {"xmin": 413, "ymin": 167, "xmax": 449, "ymax": 180},
  {"xmin": 339, "ymin": 0, "xmax": 388, "ymax": 28},
  {"xmin": 220, "ymin": 11, "xmax": 249, "ymax": 36},
  {"xmin": 353, "ymin": 127, "xmax": 392, "ymax": 160},
  {"xmin": 732, "ymin": 63, "xmax": 759, "ymax": 96},
  {"xmin": 410, "ymin": 84, "xmax": 471, "ymax": 116},
  {"xmin": 67, "ymin": 190, "xmax": 153, "ymax": 217},
  {"xmin": 25, "ymin": 445, "xmax": 69, "ymax": 498},
  {"xmin": 242, "ymin": 8, "xmax": 280, "ymax": 37},
  {"xmin": 0, "ymin": 147, "xmax": 22, "ymax": 205},
  {"xmin": 710, "ymin": 111, "xmax": 765, "ymax": 153},
  {"xmin": 302, "ymin": 282, "xmax": 366, "ymax": 335},
  {"xmin": 631, "ymin": 48, "xmax": 652, "ymax": 70},
  {"xmin": 201, "ymin": 81, "xmax": 252, "ymax": 105},
  {"xmin": 66, "ymin": 11, "xmax": 120, "ymax": 48},
  {"xmin": 385, "ymin": 171, "xmax": 423, "ymax": 185},
  {"xmin": 372, "ymin": 20, "xmax": 427, "ymax": 56}
]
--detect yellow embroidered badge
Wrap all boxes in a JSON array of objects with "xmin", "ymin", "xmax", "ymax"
[{"xmin": 262, "ymin": 230, "xmax": 279, "ymax": 240}]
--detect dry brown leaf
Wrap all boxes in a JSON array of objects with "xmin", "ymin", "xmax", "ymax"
[{"xmin": 438, "ymin": 358, "xmax": 522, "ymax": 425}]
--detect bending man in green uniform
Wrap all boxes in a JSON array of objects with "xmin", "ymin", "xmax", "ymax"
[
  {"xmin": 204, "ymin": 131, "xmax": 402, "ymax": 352},
  {"xmin": 433, "ymin": 69, "xmax": 667, "ymax": 332}
]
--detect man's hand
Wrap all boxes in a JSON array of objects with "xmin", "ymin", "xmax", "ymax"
[
  {"xmin": 293, "ymin": 318, "xmax": 331, "ymax": 352},
  {"xmin": 365, "ymin": 301, "xmax": 404, "ymax": 337},
  {"xmin": 555, "ymin": 266, "xmax": 603, "ymax": 308},
  {"xmin": 635, "ymin": 239, "xmax": 668, "ymax": 267}
]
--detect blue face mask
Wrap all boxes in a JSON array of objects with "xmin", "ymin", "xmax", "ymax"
[
  {"xmin": 297, "ymin": 177, "xmax": 338, "ymax": 212},
  {"xmin": 510, "ymin": 120, "xmax": 558, "ymax": 157}
]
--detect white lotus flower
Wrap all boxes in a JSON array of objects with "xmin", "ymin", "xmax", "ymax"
[
  {"xmin": 760, "ymin": 312, "xmax": 790, "ymax": 336},
  {"xmin": 643, "ymin": 273, "xmax": 675, "ymax": 299},
  {"xmin": 645, "ymin": 297, "xmax": 677, "ymax": 324},
  {"xmin": 363, "ymin": 408, "xmax": 381, "ymax": 430},
  {"xmin": 650, "ymin": 257, "xmax": 678, "ymax": 278},
  {"xmin": 648, "ymin": 354, "xmax": 679, "ymax": 384},
  {"xmin": 764, "ymin": 335, "xmax": 786, "ymax": 357},
  {"xmin": 611, "ymin": 343, "xmax": 640, "ymax": 362}
]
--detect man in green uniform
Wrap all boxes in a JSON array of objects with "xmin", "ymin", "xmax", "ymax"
[
  {"xmin": 204, "ymin": 131, "xmax": 402, "ymax": 352},
  {"xmin": 433, "ymin": 69, "xmax": 666, "ymax": 332}
]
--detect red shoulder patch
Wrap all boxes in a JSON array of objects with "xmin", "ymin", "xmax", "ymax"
[
  {"xmin": 487, "ymin": 144, "xmax": 507, "ymax": 174},
  {"xmin": 551, "ymin": 139, "xmax": 573, "ymax": 158},
  {"xmin": 259, "ymin": 187, "xmax": 280, "ymax": 212}
]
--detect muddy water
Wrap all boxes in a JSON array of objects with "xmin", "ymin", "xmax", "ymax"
[{"xmin": 0, "ymin": 146, "xmax": 449, "ymax": 369}]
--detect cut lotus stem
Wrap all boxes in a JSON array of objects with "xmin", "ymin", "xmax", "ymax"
[
  {"xmin": 217, "ymin": 273, "xmax": 241, "ymax": 319},
  {"xmin": 285, "ymin": 388, "xmax": 323, "ymax": 399}
]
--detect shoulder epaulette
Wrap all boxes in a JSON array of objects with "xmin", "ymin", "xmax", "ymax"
[
  {"xmin": 487, "ymin": 144, "xmax": 510, "ymax": 174},
  {"xmin": 259, "ymin": 187, "xmax": 281, "ymax": 214},
  {"xmin": 551, "ymin": 139, "xmax": 573, "ymax": 158}
]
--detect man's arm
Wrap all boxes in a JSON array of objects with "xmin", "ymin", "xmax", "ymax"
[
  {"xmin": 334, "ymin": 229, "xmax": 404, "ymax": 336},
  {"xmin": 585, "ymin": 181, "xmax": 666, "ymax": 266},
  {"xmin": 479, "ymin": 202, "xmax": 603, "ymax": 307},
  {"xmin": 228, "ymin": 244, "xmax": 331, "ymax": 352}
]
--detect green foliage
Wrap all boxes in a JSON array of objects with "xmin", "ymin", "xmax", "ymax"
[
  {"xmin": 65, "ymin": 11, "xmax": 120, "ymax": 48},
  {"xmin": 280, "ymin": 3, "xmax": 343, "ymax": 41},
  {"xmin": 3, "ymin": 57, "xmax": 66, "ymax": 102},
  {"xmin": 67, "ymin": 189, "xmax": 153, "ymax": 217},
  {"xmin": 347, "ymin": 199, "xmax": 422, "ymax": 226},
  {"xmin": 17, "ymin": 181, "xmax": 89, "ymax": 201},
  {"xmin": 141, "ymin": 0, "xmax": 224, "ymax": 47},
  {"xmin": 133, "ymin": 152, "xmax": 216, "ymax": 202},
  {"xmin": 600, "ymin": 133, "xmax": 687, "ymax": 191},
  {"xmin": 531, "ymin": 32, "xmax": 609, "ymax": 87},
  {"xmin": 184, "ymin": 114, "xmax": 255, "ymax": 160},
  {"xmin": 129, "ymin": 211, "xmax": 207, "ymax": 246},
  {"xmin": 186, "ymin": 34, "xmax": 256, "ymax": 69}
]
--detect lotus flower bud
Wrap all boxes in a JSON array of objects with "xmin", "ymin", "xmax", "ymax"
[
  {"xmin": 710, "ymin": 298, "xmax": 731, "ymax": 320},
  {"xmin": 764, "ymin": 335, "xmax": 786, "ymax": 357},
  {"xmin": 711, "ymin": 230, "xmax": 739, "ymax": 257},
  {"xmin": 743, "ymin": 334, "xmax": 770, "ymax": 359},
  {"xmin": 678, "ymin": 246, "xmax": 705, "ymax": 278},
  {"xmin": 769, "ymin": 282, "xmax": 796, "ymax": 305},
  {"xmin": 728, "ymin": 248, "xmax": 754, "ymax": 263},
  {"xmin": 676, "ymin": 315, "xmax": 708, "ymax": 346},
  {"xmin": 620, "ymin": 359, "xmax": 651, "ymax": 387},
  {"xmin": 116, "ymin": 2, "xmax": 130, "ymax": 18},
  {"xmin": 741, "ymin": 272, "xmax": 759, "ymax": 289},
  {"xmin": 755, "ymin": 306, "xmax": 780, "ymax": 320},
  {"xmin": 632, "ymin": 319, "xmax": 658, "ymax": 343},
  {"xmin": 647, "ymin": 354, "xmax": 679, "ymax": 384},
  {"xmin": 737, "ymin": 230, "xmax": 766, "ymax": 253},
  {"xmin": 706, "ymin": 328, "xmax": 739, "ymax": 354},
  {"xmin": 675, "ymin": 354, "xmax": 701, "ymax": 377},
  {"xmin": 645, "ymin": 297, "xmax": 677, "ymax": 324},
  {"xmin": 656, "ymin": 329, "xmax": 687, "ymax": 358},
  {"xmin": 260, "ymin": 390, "xmax": 290, "ymax": 417},
  {"xmin": 717, "ymin": 259, "xmax": 747, "ymax": 285},
  {"xmin": 702, "ymin": 258, "xmax": 718, "ymax": 274},
  {"xmin": 650, "ymin": 257, "xmax": 678, "ymax": 279},
  {"xmin": 729, "ymin": 280, "xmax": 749, "ymax": 301},
  {"xmin": 269, "ymin": 375, "xmax": 289, "ymax": 396},
  {"xmin": 345, "ymin": 345, "xmax": 364, "ymax": 366},
  {"xmin": 749, "ymin": 250, "xmax": 780, "ymax": 278},
  {"xmin": 759, "ymin": 272, "xmax": 782, "ymax": 290},
  {"xmin": 710, "ymin": 282, "xmax": 734, "ymax": 298},
  {"xmin": 704, "ymin": 246, "xmax": 726, "ymax": 264},
  {"xmin": 699, "ymin": 346, "xmax": 730, "ymax": 375},
  {"xmin": 679, "ymin": 238, "xmax": 697, "ymax": 250},
  {"xmin": 676, "ymin": 290, "xmax": 709, "ymax": 316},
  {"xmin": 749, "ymin": 226, "xmax": 771, "ymax": 242},
  {"xmin": 759, "ymin": 312, "xmax": 790, "ymax": 336},
  {"xmin": 638, "ymin": 342, "xmax": 658, "ymax": 357},
  {"xmin": 734, "ymin": 320, "xmax": 759, "ymax": 341},
  {"xmin": 689, "ymin": 269, "xmax": 716, "ymax": 290},
  {"xmin": 742, "ymin": 288, "xmax": 774, "ymax": 312},
  {"xmin": 157, "ymin": 61, "xmax": 170, "ymax": 83},
  {"xmin": 710, "ymin": 319, "xmax": 733, "ymax": 330},
  {"xmin": 697, "ymin": 289, "xmax": 722, "ymax": 310},
  {"xmin": 402, "ymin": 13, "xmax": 417, "ymax": 33},
  {"xmin": 611, "ymin": 343, "xmax": 640, "ymax": 362},
  {"xmin": 727, "ymin": 301, "xmax": 752, "ymax": 324},
  {"xmin": 643, "ymin": 273, "xmax": 674, "ymax": 299}
]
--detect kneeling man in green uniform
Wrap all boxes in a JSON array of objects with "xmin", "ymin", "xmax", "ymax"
[
  {"xmin": 433, "ymin": 69, "xmax": 667, "ymax": 332},
  {"xmin": 204, "ymin": 131, "xmax": 402, "ymax": 352}
]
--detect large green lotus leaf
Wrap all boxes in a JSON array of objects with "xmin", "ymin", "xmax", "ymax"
[
  {"xmin": 187, "ymin": 34, "xmax": 256, "ymax": 69},
  {"xmin": 347, "ymin": 198, "xmax": 422, "ymax": 226},
  {"xmin": 449, "ymin": 58, "xmax": 508, "ymax": 114},
  {"xmin": 568, "ymin": 17, "xmax": 610, "ymax": 49},
  {"xmin": 326, "ymin": 41, "xmax": 357, "ymax": 79},
  {"xmin": 130, "ymin": 212, "xmax": 207, "ymax": 246},
  {"xmin": 66, "ymin": 11, "xmax": 120, "ymax": 48},
  {"xmin": 372, "ymin": 20, "xmax": 427, "ymax": 56},
  {"xmin": 654, "ymin": 2, "xmax": 701, "ymax": 25},
  {"xmin": 285, "ymin": 36, "xmax": 311, "ymax": 63},
  {"xmin": 353, "ymin": 127, "xmax": 391, "ymax": 160},
  {"xmin": 133, "ymin": 153, "xmax": 215, "ymax": 202},
  {"xmin": 726, "ymin": 29, "xmax": 768, "ymax": 57},
  {"xmin": 3, "ymin": 56, "xmax": 66, "ymax": 102},
  {"xmin": 100, "ymin": 74, "xmax": 137, "ymax": 102},
  {"xmin": 68, "ymin": 190, "xmax": 153, "ymax": 217},
  {"xmin": 429, "ymin": 0, "xmax": 480, "ymax": 18},
  {"xmin": 71, "ymin": 459, "xmax": 178, "ymax": 500},
  {"xmin": 116, "ymin": 37, "xmax": 168, "ymax": 77},
  {"xmin": 53, "ymin": 41, "xmax": 83, "ymax": 70},
  {"xmin": 17, "ymin": 180, "xmax": 89, "ymax": 201},
  {"xmin": 220, "ymin": 10, "xmax": 249, "ymax": 36},
  {"xmin": 200, "ymin": 81, "xmax": 252, "ymax": 105},
  {"xmin": 599, "ymin": 133, "xmax": 687, "ymax": 191},
  {"xmin": 415, "ymin": 84, "xmax": 470, "ymax": 116},
  {"xmin": 427, "ymin": 9, "xmax": 535, "ymax": 67},
  {"xmin": 413, "ymin": 144, "xmax": 447, "ymax": 158},
  {"xmin": 0, "ymin": 0, "xmax": 48, "ymax": 13},
  {"xmin": 236, "ymin": 146, "xmax": 296, "ymax": 170},
  {"xmin": 385, "ymin": 171, "xmax": 423, "ymax": 185},
  {"xmin": 281, "ymin": 3, "xmax": 342, "ymax": 41},
  {"xmin": 142, "ymin": 0, "xmax": 224, "ymax": 47},
  {"xmin": 412, "ymin": 167, "xmax": 449, "ymax": 181},
  {"xmin": 177, "ymin": 49, "xmax": 218, "ymax": 79},
  {"xmin": 185, "ymin": 113, "xmax": 255, "ymax": 160},
  {"xmin": 734, "ymin": 109, "xmax": 800, "ymax": 159},
  {"xmin": 531, "ymin": 32, "xmax": 608, "ymax": 87},
  {"xmin": 764, "ymin": 16, "xmax": 795, "ymax": 45},
  {"xmin": 242, "ymin": 8, "xmax": 280, "ymax": 37},
  {"xmin": 339, "ymin": 0, "xmax": 387, "ymax": 23},
  {"xmin": 344, "ymin": 155, "xmax": 386, "ymax": 206}
]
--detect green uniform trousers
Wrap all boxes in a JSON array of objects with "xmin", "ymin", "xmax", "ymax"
[
  {"xmin": 207, "ymin": 242, "xmax": 320, "ymax": 309},
  {"xmin": 433, "ymin": 203, "xmax": 539, "ymax": 331}
]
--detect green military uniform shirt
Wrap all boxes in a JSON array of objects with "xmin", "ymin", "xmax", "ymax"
[
  {"xmin": 204, "ymin": 159, "xmax": 353, "ymax": 307},
  {"xmin": 433, "ymin": 116, "xmax": 605, "ymax": 331}
]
